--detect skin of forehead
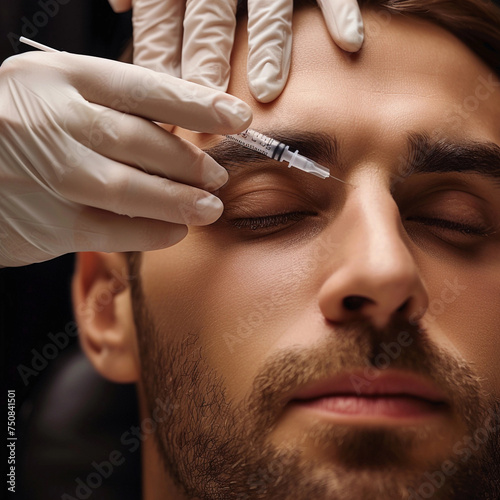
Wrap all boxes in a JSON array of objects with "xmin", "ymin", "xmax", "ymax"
[{"xmin": 176, "ymin": 7, "xmax": 500, "ymax": 154}]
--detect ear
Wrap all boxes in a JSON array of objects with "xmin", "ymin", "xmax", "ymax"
[{"xmin": 72, "ymin": 252, "xmax": 140, "ymax": 383}]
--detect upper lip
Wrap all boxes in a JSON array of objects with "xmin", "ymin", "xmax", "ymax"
[{"xmin": 290, "ymin": 369, "xmax": 448, "ymax": 404}]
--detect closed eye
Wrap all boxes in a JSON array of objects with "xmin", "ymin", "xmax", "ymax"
[{"xmin": 231, "ymin": 214, "xmax": 496, "ymax": 236}]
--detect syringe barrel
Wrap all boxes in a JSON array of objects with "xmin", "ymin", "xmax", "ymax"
[{"xmin": 226, "ymin": 129, "xmax": 286, "ymax": 160}]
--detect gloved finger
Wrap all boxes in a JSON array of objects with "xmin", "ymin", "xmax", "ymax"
[
  {"xmin": 317, "ymin": 0, "xmax": 364, "ymax": 52},
  {"xmin": 246, "ymin": 0, "xmax": 293, "ymax": 103},
  {"xmin": 64, "ymin": 102, "xmax": 229, "ymax": 191},
  {"xmin": 3, "ymin": 207, "xmax": 188, "ymax": 264},
  {"xmin": 73, "ymin": 208, "xmax": 189, "ymax": 253},
  {"xmin": 54, "ymin": 146, "xmax": 225, "ymax": 226},
  {"xmin": 132, "ymin": 0, "xmax": 184, "ymax": 75},
  {"xmin": 182, "ymin": 0, "xmax": 238, "ymax": 91},
  {"xmin": 107, "ymin": 0, "xmax": 132, "ymax": 13},
  {"xmin": 52, "ymin": 52, "xmax": 252, "ymax": 133}
]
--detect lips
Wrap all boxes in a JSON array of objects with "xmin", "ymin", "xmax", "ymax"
[{"xmin": 289, "ymin": 369, "xmax": 448, "ymax": 419}]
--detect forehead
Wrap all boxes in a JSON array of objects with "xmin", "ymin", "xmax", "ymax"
[{"xmin": 225, "ymin": 8, "xmax": 500, "ymax": 152}]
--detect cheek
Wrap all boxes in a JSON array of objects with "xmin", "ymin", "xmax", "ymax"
[
  {"xmin": 197, "ymin": 235, "xmax": 354, "ymax": 401},
  {"xmin": 191, "ymin": 242, "xmax": 313, "ymax": 400},
  {"xmin": 142, "ymin": 231, "xmax": 331, "ymax": 402},
  {"xmin": 420, "ymin": 252, "xmax": 500, "ymax": 397},
  {"xmin": 140, "ymin": 244, "xmax": 210, "ymax": 338}
]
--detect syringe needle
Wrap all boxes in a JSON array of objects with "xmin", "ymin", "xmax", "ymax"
[{"xmin": 329, "ymin": 174, "xmax": 353, "ymax": 186}]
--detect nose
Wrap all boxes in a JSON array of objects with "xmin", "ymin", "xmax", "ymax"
[{"xmin": 318, "ymin": 192, "xmax": 428, "ymax": 329}]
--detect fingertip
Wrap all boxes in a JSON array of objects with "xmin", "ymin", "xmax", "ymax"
[
  {"xmin": 240, "ymin": 104, "xmax": 254, "ymax": 129},
  {"xmin": 249, "ymin": 86, "xmax": 284, "ymax": 104},
  {"xmin": 155, "ymin": 223, "xmax": 189, "ymax": 249},
  {"xmin": 248, "ymin": 64, "xmax": 287, "ymax": 103},
  {"xmin": 232, "ymin": 98, "xmax": 253, "ymax": 130},
  {"xmin": 338, "ymin": 14, "xmax": 364, "ymax": 52},
  {"xmin": 201, "ymin": 156, "xmax": 229, "ymax": 191},
  {"xmin": 194, "ymin": 195, "xmax": 224, "ymax": 224},
  {"xmin": 319, "ymin": 0, "xmax": 364, "ymax": 52},
  {"xmin": 213, "ymin": 97, "xmax": 253, "ymax": 132},
  {"xmin": 137, "ymin": 221, "xmax": 188, "ymax": 251},
  {"xmin": 337, "ymin": 30, "xmax": 364, "ymax": 53}
]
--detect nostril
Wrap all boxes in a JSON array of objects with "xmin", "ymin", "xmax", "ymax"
[
  {"xmin": 397, "ymin": 299, "xmax": 410, "ymax": 312},
  {"xmin": 343, "ymin": 295, "xmax": 369, "ymax": 311}
]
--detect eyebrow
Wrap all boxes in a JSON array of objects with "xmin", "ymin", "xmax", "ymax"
[
  {"xmin": 204, "ymin": 130, "xmax": 341, "ymax": 174},
  {"xmin": 403, "ymin": 133, "xmax": 500, "ymax": 185},
  {"xmin": 204, "ymin": 130, "xmax": 500, "ymax": 184}
]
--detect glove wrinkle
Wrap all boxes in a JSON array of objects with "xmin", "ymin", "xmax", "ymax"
[
  {"xmin": 133, "ymin": 0, "xmax": 185, "ymax": 75},
  {"xmin": 247, "ymin": 0, "xmax": 293, "ymax": 102},
  {"xmin": 182, "ymin": 0, "xmax": 238, "ymax": 91}
]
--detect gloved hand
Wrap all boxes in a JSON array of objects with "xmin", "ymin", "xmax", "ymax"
[
  {"xmin": 108, "ymin": 0, "xmax": 364, "ymax": 103},
  {"xmin": 0, "ymin": 51, "xmax": 252, "ymax": 267}
]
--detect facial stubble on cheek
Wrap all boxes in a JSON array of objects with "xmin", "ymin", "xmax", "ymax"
[{"xmin": 131, "ymin": 276, "xmax": 500, "ymax": 500}]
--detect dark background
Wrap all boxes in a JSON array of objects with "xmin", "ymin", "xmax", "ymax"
[{"xmin": 0, "ymin": 0, "xmax": 132, "ymax": 62}]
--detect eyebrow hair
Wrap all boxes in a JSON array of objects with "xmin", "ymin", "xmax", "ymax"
[
  {"xmin": 403, "ymin": 133, "xmax": 500, "ymax": 185},
  {"xmin": 204, "ymin": 130, "xmax": 500, "ymax": 185}
]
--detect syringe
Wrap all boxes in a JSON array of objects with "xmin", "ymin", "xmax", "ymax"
[
  {"xmin": 225, "ymin": 128, "xmax": 347, "ymax": 183},
  {"xmin": 19, "ymin": 36, "xmax": 345, "ymax": 184}
]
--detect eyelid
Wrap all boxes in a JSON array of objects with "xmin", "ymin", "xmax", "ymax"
[
  {"xmin": 401, "ymin": 187, "xmax": 493, "ymax": 222},
  {"xmin": 218, "ymin": 170, "xmax": 335, "ymax": 209},
  {"xmin": 220, "ymin": 187, "xmax": 321, "ymax": 216},
  {"xmin": 396, "ymin": 175, "xmax": 494, "ymax": 207}
]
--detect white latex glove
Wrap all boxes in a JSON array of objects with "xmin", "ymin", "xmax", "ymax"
[
  {"xmin": 108, "ymin": 0, "xmax": 364, "ymax": 103},
  {"xmin": 0, "ymin": 51, "xmax": 252, "ymax": 267}
]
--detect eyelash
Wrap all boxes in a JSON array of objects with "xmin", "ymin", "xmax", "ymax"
[
  {"xmin": 230, "ymin": 212, "xmax": 493, "ymax": 236},
  {"xmin": 231, "ymin": 212, "xmax": 308, "ymax": 230},
  {"xmin": 405, "ymin": 216, "xmax": 493, "ymax": 236}
]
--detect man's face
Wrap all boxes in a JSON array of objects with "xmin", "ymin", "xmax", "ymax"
[{"xmin": 128, "ymin": 7, "xmax": 500, "ymax": 500}]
